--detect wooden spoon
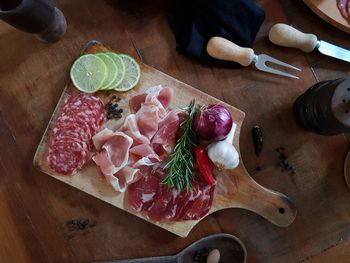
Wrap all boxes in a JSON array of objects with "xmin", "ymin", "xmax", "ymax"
[{"xmin": 94, "ymin": 233, "xmax": 247, "ymax": 263}]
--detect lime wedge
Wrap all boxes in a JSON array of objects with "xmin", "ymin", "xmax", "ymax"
[
  {"xmin": 103, "ymin": 52, "xmax": 126, "ymax": 90},
  {"xmin": 115, "ymin": 54, "xmax": 141, "ymax": 92},
  {"xmin": 95, "ymin": 53, "xmax": 118, "ymax": 90},
  {"xmin": 70, "ymin": 54, "xmax": 107, "ymax": 93}
]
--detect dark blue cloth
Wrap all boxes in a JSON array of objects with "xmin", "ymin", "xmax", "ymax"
[{"xmin": 167, "ymin": 0, "xmax": 265, "ymax": 67}]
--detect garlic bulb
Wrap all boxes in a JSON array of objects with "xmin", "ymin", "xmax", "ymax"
[{"xmin": 207, "ymin": 123, "xmax": 239, "ymax": 170}]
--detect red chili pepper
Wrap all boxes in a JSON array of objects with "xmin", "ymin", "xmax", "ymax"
[{"xmin": 194, "ymin": 146, "xmax": 216, "ymax": 186}]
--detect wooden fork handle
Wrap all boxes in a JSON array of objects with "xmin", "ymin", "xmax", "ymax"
[{"xmin": 206, "ymin": 37, "xmax": 255, "ymax": 66}]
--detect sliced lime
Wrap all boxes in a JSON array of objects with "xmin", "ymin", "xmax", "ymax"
[
  {"xmin": 103, "ymin": 52, "xmax": 126, "ymax": 90},
  {"xmin": 95, "ymin": 53, "xmax": 118, "ymax": 90},
  {"xmin": 115, "ymin": 54, "xmax": 141, "ymax": 92},
  {"xmin": 70, "ymin": 54, "xmax": 107, "ymax": 93}
]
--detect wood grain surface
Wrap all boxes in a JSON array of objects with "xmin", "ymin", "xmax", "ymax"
[
  {"xmin": 0, "ymin": 0, "xmax": 350, "ymax": 262},
  {"xmin": 303, "ymin": 0, "xmax": 350, "ymax": 34}
]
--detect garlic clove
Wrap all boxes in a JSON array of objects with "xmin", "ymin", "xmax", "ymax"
[{"xmin": 207, "ymin": 249, "xmax": 220, "ymax": 263}]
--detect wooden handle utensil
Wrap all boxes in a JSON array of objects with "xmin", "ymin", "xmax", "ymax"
[
  {"xmin": 206, "ymin": 36, "xmax": 301, "ymax": 79},
  {"xmin": 207, "ymin": 37, "xmax": 255, "ymax": 66},
  {"xmin": 269, "ymin": 23, "xmax": 318, "ymax": 53}
]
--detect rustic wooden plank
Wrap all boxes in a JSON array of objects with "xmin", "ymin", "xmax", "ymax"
[
  {"xmin": 303, "ymin": 239, "xmax": 350, "ymax": 262},
  {"xmin": 0, "ymin": 0, "xmax": 349, "ymax": 262}
]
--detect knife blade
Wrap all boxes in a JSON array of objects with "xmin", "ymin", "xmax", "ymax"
[
  {"xmin": 318, "ymin": 40, "xmax": 350, "ymax": 62},
  {"xmin": 269, "ymin": 23, "xmax": 350, "ymax": 63}
]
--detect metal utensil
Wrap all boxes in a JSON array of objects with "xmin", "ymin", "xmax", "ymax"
[
  {"xmin": 269, "ymin": 23, "xmax": 350, "ymax": 63},
  {"xmin": 94, "ymin": 233, "xmax": 247, "ymax": 263},
  {"xmin": 206, "ymin": 37, "xmax": 301, "ymax": 79},
  {"xmin": 344, "ymin": 149, "xmax": 350, "ymax": 189}
]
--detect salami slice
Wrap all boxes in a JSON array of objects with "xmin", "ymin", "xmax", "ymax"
[
  {"xmin": 62, "ymin": 94, "xmax": 105, "ymax": 128},
  {"xmin": 52, "ymin": 122, "xmax": 91, "ymax": 146},
  {"xmin": 47, "ymin": 139, "xmax": 89, "ymax": 175},
  {"xmin": 47, "ymin": 94, "xmax": 106, "ymax": 175}
]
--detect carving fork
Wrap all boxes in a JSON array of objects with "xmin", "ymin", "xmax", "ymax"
[{"xmin": 207, "ymin": 37, "xmax": 301, "ymax": 79}]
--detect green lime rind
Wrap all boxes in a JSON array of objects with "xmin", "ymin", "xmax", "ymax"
[
  {"xmin": 95, "ymin": 53, "xmax": 118, "ymax": 90},
  {"xmin": 70, "ymin": 54, "xmax": 107, "ymax": 93},
  {"xmin": 114, "ymin": 54, "xmax": 141, "ymax": 92},
  {"xmin": 101, "ymin": 52, "xmax": 126, "ymax": 90}
]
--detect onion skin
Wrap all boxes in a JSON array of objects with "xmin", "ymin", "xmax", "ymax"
[{"xmin": 194, "ymin": 104, "xmax": 233, "ymax": 141}]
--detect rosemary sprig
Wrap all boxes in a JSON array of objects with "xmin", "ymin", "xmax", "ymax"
[{"xmin": 162, "ymin": 100, "xmax": 199, "ymax": 192}]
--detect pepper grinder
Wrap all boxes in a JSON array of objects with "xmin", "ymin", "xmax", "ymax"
[
  {"xmin": 293, "ymin": 77, "xmax": 350, "ymax": 136},
  {"xmin": 0, "ymin": 0, "xmax": 67, "ymax": 42}
]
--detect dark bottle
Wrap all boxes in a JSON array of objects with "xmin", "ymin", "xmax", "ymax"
[
  {"xmin": 293, "ymin": 77, "xmax": 350, "ymax": 136},
  {"xmin": 0, "ymin": 0, "xmax": 66, "ymax": 42}
]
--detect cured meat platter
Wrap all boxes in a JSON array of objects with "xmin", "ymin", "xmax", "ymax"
[
  {"xmin": 34, "ymin": 41, "xmax": 297, "ymax": 237},
  {"xmin": 303, "ymin": 0, "xmax": 350, "ymax": 34}
]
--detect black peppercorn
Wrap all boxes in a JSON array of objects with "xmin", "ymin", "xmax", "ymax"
[{"xmin": 252, "ymin": 125, "xmax": 263, "ymax": 156}]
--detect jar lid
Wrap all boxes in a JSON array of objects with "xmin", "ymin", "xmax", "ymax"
[{"xmin": 332, "ymin": 77, "xmax": 350, "ymax": 127}]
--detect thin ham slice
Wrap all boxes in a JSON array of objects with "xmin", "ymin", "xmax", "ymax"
[
  {"xmin": 120, "ymin": 115, "xmax": 150, "ymax": 145},
  {"xmin": 93, "ymin": 85, "xmax": 181, "ymax": 193},
  {"xmin": 135, "ymin": 103, "xmax": 163, "ymax": 139},
  {"xmin": 92, "ymin": 128, "xmax": 115, "ymax": 151},
  {"xmin": 127, "ymin": 170, "xmax": 215, "ymax": 221},
  {"xmin": 152, "ymin": 109, "xmax": 187, "ymax": 154},
  {"xmin": 129, "ymin": 85, "xmax": 173, "ymax": 114},
  {"xmin": 127, "ymin": 172, "xmax": 160, "ymax": 212},
  {"xmin": 92, "ymin": 132, "xmax": 133, "ymax": 192}
]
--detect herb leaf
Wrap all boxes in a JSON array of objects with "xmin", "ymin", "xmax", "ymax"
[{"xmin": 162, "ymin": 100, "xmax": 198, "ymax": 191}]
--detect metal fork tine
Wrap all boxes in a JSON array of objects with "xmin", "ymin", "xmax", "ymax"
[
  {"xmin": 260, "ymin": 54, "xmax": 301, "ymax": 71},
  {"xmin": 254, "ymin": 54, "xmax": 301, "ymax": 79},
  {"xmin": 259, "ymin": 66, "xmax": 300, "ymax": 79}
]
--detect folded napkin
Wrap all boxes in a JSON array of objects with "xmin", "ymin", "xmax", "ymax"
[{"xmin": 167, "ymin": 0, "xmax": 265, "ymax": 67}]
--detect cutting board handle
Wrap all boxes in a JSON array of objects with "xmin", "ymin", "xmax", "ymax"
[
  {"xmin": 215, "ymin": 167, "xmax": 297, "ymax": 227},
  {"xmin": 269, "ymin": 23, "xmax": 318, "ymax": 53},
  {"xmin": 240, "ymin": 174, "xmax": 297, "ymax": 227}
]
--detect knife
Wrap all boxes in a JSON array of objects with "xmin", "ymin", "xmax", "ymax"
[{"xmin": 269, "ymin": 23, "xmax": 350, "ymax": 63}]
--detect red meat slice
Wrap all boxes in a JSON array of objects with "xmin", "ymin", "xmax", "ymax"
[
  {"xmin": 127, "ymin": 173, "xmax": 161, "ymax": 212},
  {"xmin": 147, "ymin": 183, "xmax": 174, "ymax": 221},
  {"xmin": 47, "ymin": 139, "xmax": 89, "ymax": 175},
  {"xmin": 182, "ymin": 184, "xmax": 214, "ymax": 220},
  {"xmin": 52, "ymin": 121, "xmax": 91, "ymax": 145},
  {"xmin": 61, "ymin": 94, "xmax": 105, "ymax": 130},
  {"xmin": 48, "ymin": 94, "xmax": 105, "ymax": 175},
  {"xmin": 127, "ymin": 170, "xmax": 215, "ymax": 221}
]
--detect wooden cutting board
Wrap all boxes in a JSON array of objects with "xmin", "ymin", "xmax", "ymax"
[
  {"xmin": 304, "ymin": 0, "xmax": 350, "ymax": 34},
  {"xmin": 33, "ymin": 41, "xmax": 297, "ymax": 237}
]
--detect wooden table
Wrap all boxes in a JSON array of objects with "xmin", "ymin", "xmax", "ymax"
[{"xmin": 1, "ymin": 0, "xmax": 350, "ymax": 262}]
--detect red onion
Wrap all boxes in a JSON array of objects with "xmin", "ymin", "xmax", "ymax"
[{"xmin": 194, "ymin": 104, "xmax": 233, "ymax": 141}]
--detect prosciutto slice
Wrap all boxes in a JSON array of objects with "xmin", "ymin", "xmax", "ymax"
[
  {"xmin": 92, "ymin": 132, "xmax": 133, "ymax": 192},
  {"xmin": 152, "ymin": 109, "xmax": 187, "ymax": 154},
  {"xmin": 127, "ymin": 170, "xmax": 215, "ymax": 221},
  {"xmin": 129, "ymin": 85, "xmax": 173, "ymax": 113},
  {"xmin": 93, "ymin": 85, "xmax": 183, "ymax": 193}
]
